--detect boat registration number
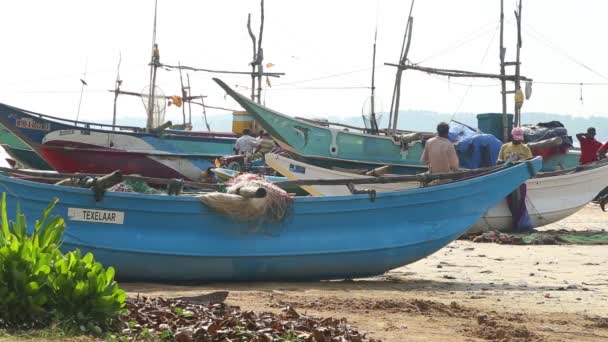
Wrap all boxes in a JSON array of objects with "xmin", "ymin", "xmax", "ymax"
[
  {"xmin": 67, "ymin": 208, "xmax": 125, "ymax": 224},
  {"xmin": 15, "ymin": 119, "xmax": 51, "ymax": 131}
]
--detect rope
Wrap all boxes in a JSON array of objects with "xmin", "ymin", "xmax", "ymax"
[
  {"xmin": 522, "ymin": 21, "xmax": 608, "ymax": 82},
  {"xmin": 450, "ymin": 24, "xmax": 500, "ymax": 121}
]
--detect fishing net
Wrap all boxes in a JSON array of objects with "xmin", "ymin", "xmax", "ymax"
[
  {"xmin": 199, "ymin": 173, "xmax": 292, "ymax": 223},
  {"xmin": 109, "ymin": 179, "xmax": 163, "ymax": 194}
]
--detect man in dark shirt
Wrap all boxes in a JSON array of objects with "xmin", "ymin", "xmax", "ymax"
[{"xmin": 576, "ymin": 127, "xmax": 602, "ymax": 165}]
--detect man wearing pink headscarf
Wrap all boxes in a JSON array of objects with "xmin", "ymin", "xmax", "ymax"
[
  {"xmin": 497, "ymin": 127, "xmax": 533, "ymax": 231},
  {"xmin": 497, "ymin": 127, "xmax": 532, "ymax": 163}
]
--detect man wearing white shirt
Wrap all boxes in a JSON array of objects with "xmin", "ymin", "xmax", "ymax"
[{"xmin": 234, "ymin": 128, "xmax": 259, "ymax": 155}]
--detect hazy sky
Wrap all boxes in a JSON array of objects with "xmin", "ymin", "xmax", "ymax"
[{"xmin": 1, "ymin": 0, "xmax": 607, "ymax": 131}]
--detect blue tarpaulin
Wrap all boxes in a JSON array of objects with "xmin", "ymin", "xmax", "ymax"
[{"xmin": 449, "ymin": 121, "xmax": 503, "ymax": 169}]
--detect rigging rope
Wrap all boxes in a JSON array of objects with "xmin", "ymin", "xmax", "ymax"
[
  {"xmin": 522, "ymin": 21, "xmax": 608, "ymax": 82},
  {"xmin": 450, "ymin": 24, "xmax": 500, "ymax": 120}
]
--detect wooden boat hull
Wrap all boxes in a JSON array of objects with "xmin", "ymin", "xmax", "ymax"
[
  {"xmin": 0, "ymin": 158, "xmax": 539, "ymax": 282},
  {"xmin": 214, "ymin": 79, "xmax": 427, "ymax": 173},
  {"xmin": 40, "ymin": 142, "xmax": 216, "ymax": 181},
  {"xmin": 1, "ymin": 144, "xmax": 52, "ymax": 170},
  {"xmin": 471, "ymin": 161, "xmax": 608, "ymax": 231},
  {"xmin": 0, "ymin": 123, "xmax": 52, "ymax": 169},
  {"xmin": 268, "ymin": 153, "xmax": 608, "ymax": 231},
  {"xmin": 0, "ymin": 103, "xmax": 237, "ymax": 165}
]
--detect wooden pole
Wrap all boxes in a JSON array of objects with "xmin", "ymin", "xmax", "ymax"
[
  {"xmin": 2, "ymin": 167, "xmax": 219, "ymax": 191},
  {"xmin": 499, "ymin": 0, "xmax": 509, "ymax": 142},
  {"xmin": 159, "ymin": 63, "xmax": 284, "ymax": 77},
  {"xmin": 514, "ymin": 0, "xmax": 523, "ymax": 127},
  {"xmin": 187, "ymin": 74, "xmax": 193, "ymax": 127},
  {"xmin": 388, "ymin": 0, "xmax": 415, "ymax": 134},
  {"xmin": 112, "ymin": 54, "xmax": 122, "ymax": 130},
  {"xmin": 200, "ymin": 95, "xmax": 211, "ymax": 131},
  {"xmin": 256, "ymin": 0, "xmax": 265, "ymax": 104},
  {"xmin": 178, "ymin": 61, "xmax": 187, "ymax": 126},
  {"xmin": 274, "ymin": 164, "xmax": 509, "ymax": 188},
  {"xmin": 370, "ymin": 28, "xmax": 379, "ymax": 135},
  {"xmin": 384, "ymin": 63, "xmax": 531, "ymax": 81},
  {"xmin": 147, "ymin": 0, "xmax": 160, "ymax": 130},
  {"xmin": 247, "ymin": 13, "xmax": 257, "ymax": 102}
]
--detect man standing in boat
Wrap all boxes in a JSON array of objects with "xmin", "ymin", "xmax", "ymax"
[
  {"xmin": 255, "ymin": 131, "xmax": 276, "ymax": 154},
  {"xmin": 576, "ymin": 127, "xmax": 602, "ymax": 165},
  {"xmin": 421, "ymin": 122, "xmax": 459, "ymax": 174},
  {"xmin": 497, "ymin": 127, "xmax": 533, "ymax": 232},
  {"xmin": 234, "ymin": 128, "xmax": 259, "ymax": 155}
]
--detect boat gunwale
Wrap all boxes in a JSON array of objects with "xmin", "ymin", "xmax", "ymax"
[{"xmin": 0, "ymin": 157, "xmax": 541, "ymax": 206}]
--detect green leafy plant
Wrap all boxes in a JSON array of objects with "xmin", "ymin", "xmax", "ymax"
[{"xmin": 0, "ymin": 193, "xmax": 126, "ymax": 331}]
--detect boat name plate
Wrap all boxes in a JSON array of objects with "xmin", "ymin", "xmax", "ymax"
[
  {"xmin": 59, "ymin": 130, "xmax": 74, "ymax": 136},
  {"xmin": 15, "ymin": 119, "xmax": 50, "ymax": 131},
  {"xmin": 67, "ymin": 208, "xmax": 125, "ymax": 224}
]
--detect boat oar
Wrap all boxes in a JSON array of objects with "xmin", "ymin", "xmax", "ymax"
[
  {"xmin": 273, "ymin": 164, "xmax": 510, "ymax": 189},
  {"xmin": 365, "ymin": 165, "xmax": 391, "ymax": 177}
]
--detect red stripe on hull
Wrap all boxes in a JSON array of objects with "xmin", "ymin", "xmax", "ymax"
[{"xmin": 40, "ymin": 145, "xmax": 191, "ymax": 180}]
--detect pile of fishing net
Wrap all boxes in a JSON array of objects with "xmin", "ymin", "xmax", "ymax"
[
  {"xmin": 199, "ymin": 173, "xmax": 292, "ymax": 223},
  {"xmin": 109, "ymin": 179, "xmax": 163, "ymax": 194}
]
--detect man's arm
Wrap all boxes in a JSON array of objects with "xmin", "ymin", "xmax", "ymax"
[
  {"xmin": 598, "ymin": 142, "xmax": 608, "ymax": 159},
  {"xmin": 576, "ymin": 133, "xmax": 586, "ymax": 143},
  {"xmin": 496, "ymin": 145, "xmax": 506, "ymax": 163},
  {"xmin": 421, "ymin": 144, "xmax": 430, "ymax": 165},
  {"xmin": 523, "ymin": 145, "xmax": 533, "ymax": 160},
  {"xmin": 448, "ymin": 145, "xmax": 459, "ymax": 171}
]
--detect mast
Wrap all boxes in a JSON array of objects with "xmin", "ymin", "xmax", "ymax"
[
  {"xmin": 178, "ymin": 61, "xmax": 187, "ymax": 126},
  {"xmin": 499, "ymin": 0, "xmax": 508, "ymax": 142},
  {"xmin": 388, "ymin": 0, "xmax": 415, "ymax": 135},
  {"xmin": 146, "ymin": 0, "xmax": 160, "ymax": 130},
  {"xmin": 513, "ymin": 0, "xmax": 523, "ymax": 127},
  {"xmin": 247, "ymin": 13, "xmax": 257, "ymax": 102},
  {"xmin": 256, "ymin": 0, "xmax": 265, "ymax": 104},
  {"xmin": 201, "ymin": 95, "xmax": 211, "ymax": 131},
  {"xmin": 112, "ymin": 54, "xmax": 122, "ymax": 130},
  {"xmin": 187, "ymin": 74, "xmax": 193, "ymax": 127},
  {"xmin": 369, "ymin": 27, "xmax": 379, "ymax": 135}
]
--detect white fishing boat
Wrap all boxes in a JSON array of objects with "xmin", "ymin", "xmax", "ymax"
[{"xmin": 266, "ymin": 153, "xmax": 608, "ymax": 231}]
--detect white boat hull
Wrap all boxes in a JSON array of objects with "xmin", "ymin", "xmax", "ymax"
[{"xmin": 266, "ymin": 153, "xmax": 608, "ymax": 231}]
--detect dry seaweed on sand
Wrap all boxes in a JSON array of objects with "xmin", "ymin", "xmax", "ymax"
[
  {"xmin": 122, "ymin": 296, "xmax": 379, "ymax": 341},
  {"xmin": 461, "ymin": 229, "xmax": 608, "ymax": 245}
]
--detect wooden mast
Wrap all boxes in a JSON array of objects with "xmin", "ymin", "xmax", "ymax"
[
  {"xmin": 112, "ymin": 54, "xmax": 122, "ymax": 130},
  {"xmin": 256, "ymin": 0, "xmax": 265, "ymax": 104},
  {"xmin": 146, "ymin": 0, "xmax": 160, "ymax": 130},
  {"xmin": 247, "ymin": 13, "xmax": 257, "ymax": 102},
  {"xmin": 388, "ymin": 0, "xmax": 415, "ymax": 135},
  {"xmin": 178, "ymin": 61, "xmax": 187, "ymax": 126},
  {"xmin": 369, "ymin": 27, "xmax": 379, "ymax": 135},
  {"xmin": 499, "ymin": 0, "xmax": 508, "ymax": 142},
  {"xmin": 187, "ymin": 74, "xmax": 193, "ymax": 127},
  {"xmin": 513, "ymin": 0, "xmax": 523, "ymax": 127},
  {"xmin": 247, "ymin": 0, "xmax": 265, "ymax": 104}
]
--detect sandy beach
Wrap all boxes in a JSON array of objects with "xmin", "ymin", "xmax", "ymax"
[{"xmin": 123, "ymin": 204, "xmax": 608, "ymax": 341}]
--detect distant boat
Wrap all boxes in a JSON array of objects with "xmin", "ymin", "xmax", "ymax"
[
  {"xmin": 0, "ymin": 103, "xmax": 237, "ymax": 178},
  {"xmin": 0, "ymin": 157, "xmax": 539, "ymax": 281},
  {"xmin": 0, "ymin": 123, "xmax": 51, "ymax": 170},
  {"xmin": 266, "ymin": 153, "xmax": 608, "ymax": 231}
]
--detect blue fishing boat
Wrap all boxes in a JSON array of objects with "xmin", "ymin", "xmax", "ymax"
[{"xmin": 0, "ymin": 157, "xmax": 540, "ymax": 282}]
